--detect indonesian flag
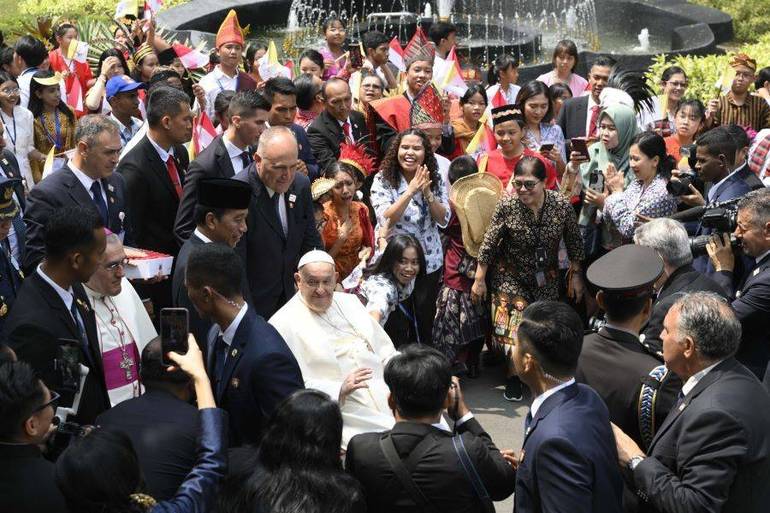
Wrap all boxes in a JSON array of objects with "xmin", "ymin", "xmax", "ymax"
[
  {"xmin": 66, "ymin": 40, "xmax": 89, "ymax": 64},
  {"xmin": 114, "ymin": 0, "xmax": 139, "ymax": 19},
  {"xmin": 465, "ymin": 111, "xmax": 497, "ymax": 155},
  {"xmin": 440, "ymin": 47, "xmax": 468, "ymax": 97},
  {"xmin": 172, "ymin": 42, "xmax": 209, "ymax": 70},
  {"xmin": 490, "ymin": 87, "xmax": 507, "ymax": 108},
  {"xmin": 66, "ymin": 76, "xmax": 84, "ymax": 116},
  {"xmin": 189, "ymin": 112, "xmax": 217, "ymax": 160},
  {"xmin": 388, "ymin": 37, "xmax": 405, "ymax": 72},
  {"xmin": 143, "ymin": 0, "xmax": 163, "ymax": 18},
  {"xmin": 257, "ymin": 41, "xmax": 292, "ymax": 80}
]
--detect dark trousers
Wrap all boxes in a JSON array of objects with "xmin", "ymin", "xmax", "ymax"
[{"xmin": 414, "ymin": 269, "xmax": 442, "ymax": 346}]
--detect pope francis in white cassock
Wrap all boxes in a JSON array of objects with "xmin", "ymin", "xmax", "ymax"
[{"xmin": 269, "ymin": 250, "xmax": 397, "ymax": 447}]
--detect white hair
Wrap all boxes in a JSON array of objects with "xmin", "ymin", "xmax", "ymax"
[{"xmin": 256, "ymin": 125, "xmax": 297, "ymax": 157}]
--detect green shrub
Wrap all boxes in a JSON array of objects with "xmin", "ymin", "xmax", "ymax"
[
  {"xmin": 645, "ymin": 34, "xmax": 770, "ymax": 104},
  {"xmin": 18, "ymin": 0, "xmax": 188, "ymax": 19},
  {"xmin": 691, "ymin": 0, "xmax": 770, "ymax": 44}
]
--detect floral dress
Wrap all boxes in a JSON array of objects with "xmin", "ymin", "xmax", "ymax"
[
  {"xmin": 603, "ymin": 175, "xmax": 677, "ymax": 248},
  {"xmin": 321, "ymin": 201, "xmax": 373, "ymax": 281},
  {"xmin": 477, "ymin": 189, "xmax": 584, "ymax": 353}
]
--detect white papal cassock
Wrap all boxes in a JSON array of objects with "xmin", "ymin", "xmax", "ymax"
[{"xmin": 269, "ymin": 291, "xmax": 397, "ymax": 447}]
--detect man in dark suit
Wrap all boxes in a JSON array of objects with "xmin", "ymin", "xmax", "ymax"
[
  {"xmin": 23, "ymin": 115, "xmax": 129, "ymax": 273},
  {"xmin": 0, "ymin": 125, "xmax": 28, "ymax": 265},
  {"xmin": 577, "ymin": 245, "xmax": 677, "ymax": 451},
  {"xmin": 346, "ymin": 345, "xmax": 516, "ymax": 513},
  {"xmin": 234, "ymin": 126, "xmax": 322, "ymax": 319},
  {"xmin": 0, "ymin": 360, "xmax": 68, "ymax": 513},
  {"xmin": 262, "ymin": 77, "xmax": 319, "ymax": 179},
  {"xmin": 514, "ymin": 301, "xmax": 623, "ymax": 513},
  {"xmin": 118, "ymin": 86, "xmax": 191, "ymax": 314},
  {"xmin": 186, "ymin": 243, "xmax": 303, "ymax": 446},
  {"xmin": 96, "ymin": 338, "xmax": 199, "ymax": 501},
  {"xmin": 708, "ymin": 189, "xmax": 770, "ymax": 378},
  {"xmin": 307, "ymin": 78, "xmax": 371, "ymax": 174},
  {"xmin": 556, "ymin": 55, "xmax": 615, "ymax": 143},
  {"xmin": 174, "ymin": 91, "xmax": 269, "ymax": 243},
  {"xmin": 4, "ymin": 206, "xmax": 109, "ymax": 424},
  {"xmin": 635, "ymin": 218, "xmax": 728, "ymax": 353},
  {"xmin": 613, "ymin": 292, "xmax": 770, "ymax": 513},
  {"xmin": 172, "ymin": 178, "xmax": 250, "ymax": 346}
]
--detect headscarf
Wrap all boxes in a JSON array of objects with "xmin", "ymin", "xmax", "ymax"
[{"xmin": 580, "ymin": 103, "xmax": 638, "ymax": 189}]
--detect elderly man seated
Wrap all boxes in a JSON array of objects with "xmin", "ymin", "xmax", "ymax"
[
  {"xmin": 84, "ymin": 231, "xmax": 157, "ymax": 405},
  {"xmin": 269, "ymin": 249, "xmax": 397, "ymax": 447}
]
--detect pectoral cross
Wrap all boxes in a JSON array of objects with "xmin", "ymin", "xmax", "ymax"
[{"xmin": 119, "ymin": 352, "xmax": 134, "ymax": 381}]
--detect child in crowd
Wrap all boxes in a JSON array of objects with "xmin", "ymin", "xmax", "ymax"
[{"xmin": 28, "ymin": 70, "xmax": 76, "ymax": 182}]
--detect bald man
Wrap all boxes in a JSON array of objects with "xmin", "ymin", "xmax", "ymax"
[
  {"xmin": 234, "ymin": 126, "xmax": 322, "ymax": 318},
  {"xmin": 269, "ymin": 249, "xmax": 397, "ymax": 447}
]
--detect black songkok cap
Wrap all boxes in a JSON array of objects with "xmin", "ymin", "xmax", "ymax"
[{"xmin": 197, "ymin": 178, "xmax": 252, "ymax": 210}]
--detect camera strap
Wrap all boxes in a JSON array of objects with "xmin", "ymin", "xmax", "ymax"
[{"xmin": 379, "ymin": 433, "xmax": 440, "ymax": 513}]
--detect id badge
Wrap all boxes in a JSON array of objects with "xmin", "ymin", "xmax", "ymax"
[{"xmin": 535, "ymin": 246, "xmax": 547, "ymax": 288}]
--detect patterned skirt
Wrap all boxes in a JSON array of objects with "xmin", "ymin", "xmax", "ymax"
[
  {"xmin": 488, "ymin": 291, "xmax": 530, "ymax": 356},
  {"xmin": 432, "ymin": 285, "xmax": 489, "ymax": 363}
]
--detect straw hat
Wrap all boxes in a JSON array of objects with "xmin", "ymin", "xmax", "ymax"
[
  {"xmin": 311, "ymin": 177, "xmax": 336, "ymax": 201},
  {"xmin": 450, "ymin": 172, "xmax": 503, "ymax": 257}
]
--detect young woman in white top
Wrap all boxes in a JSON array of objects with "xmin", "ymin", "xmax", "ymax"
[{"xmin": 0, "ymin": 71, "xmax": 38, "ymax": 188}]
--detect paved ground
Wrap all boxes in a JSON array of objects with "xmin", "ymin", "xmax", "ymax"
[{"xmin": 459, "ymin": 355, "xmax": 531, "ymax": 513}]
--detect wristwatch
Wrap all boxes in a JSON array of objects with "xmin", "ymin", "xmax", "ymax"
[{"xmin": 628, "ymin": 456, "xmax": 645, "ymax": 471}]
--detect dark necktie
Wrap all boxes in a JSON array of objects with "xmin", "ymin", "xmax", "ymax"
[
  {"xmin": 90, "ymin": 180, "xmax": 108, "ymax": 225},
  {"xmin": 524, "ymin": 411, "xmax": 533, "ymax": 434},
  {"xmin": 273, "ymin": 193, "xmax": 287, "ymax": 237},
  {"xmin": 240, "ymin": 151, "xmax": 253, "ymax": 169},
  {"xmin": 213, "ymin": 334, "xmax": 228, "ymax": 392},
  {"xmin": 69, "ymin": 295, "xmax": 92, "ymax": 366}
]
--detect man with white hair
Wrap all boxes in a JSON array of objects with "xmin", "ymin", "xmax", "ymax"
[
  {"xmin": 269, "ymin": 249, "xmax": 397, "ymax": 447},
  {"xmin": 84, "ymin": 232, "xmax": 157, "ymax": 405},
  {"xmin": 634, "ymin": 218, "xmax": 726, "ymax": 353},
  {"xmin": 234, "ymin": 125, "xmax": 321, "ymax": 318}
]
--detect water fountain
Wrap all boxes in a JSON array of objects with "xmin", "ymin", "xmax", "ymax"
[{"xmin": 158, "ymin": 0, "xmax": 734, "ymax": 79}]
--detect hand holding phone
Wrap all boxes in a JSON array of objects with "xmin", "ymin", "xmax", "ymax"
[
  {"xmin": 348, "ymin": 41, "xmax": 363, "ymax": 69},
  {"xmin": 539, "ymin": 143, "xmax": 554, "ymax": 153},
  {"xmin": 160, "ymin": 308, "xmax": 189, "ymax": 367},
  {"xmin": 570, "ymin": 137, "xmax": 590, "ymax": 159}
]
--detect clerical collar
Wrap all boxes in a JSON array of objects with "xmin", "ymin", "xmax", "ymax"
[{"xmin": 219, "ymin": 303, "xmax": 248, "ymax": 346}]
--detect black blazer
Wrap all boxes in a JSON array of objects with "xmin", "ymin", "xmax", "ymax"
[
  {"xmin": 3, "ymin": 272, "xmax": 109, "ymax": 424},
  {"xmin": 171, "ymin": 233, "xmax": 210, "ymax": 346},
  {"xmin": 234, "ymin": 166, "xmax": 321, "ymax": 319},
  {"xmin": 23, "ymin": 165, "xmax": 129, "ymax": 273},
  {"xmin": 96, "ymin": 389, "xmax": 200, "ymax": 501},
  {"xmin": 642, "ymin": 264, "xmax": 728, "ymax": 353},
  {"xmin": 205, "ymin": 307, "xmax": 303, "ymax": 446},
  {"xmin": 576, "ymin": 327, "xmax": 677, "ymax": 449},
  {"xmin": 117, "ymin": 135, "xmax": 188, "ymax": 257},
  {"xmin": 174, "ymin": 135, "xmax": 236, "ymax": 244},
  {"xmin": 0, "ymin": 443, "xmax": 67, "ymax": 513},
  {"xmin": 346, "ymin": 417, "xmax": 515, "ymax": 513},
  {"xmin": 556, "ymin": 95, "xmax": 589, "ymax": 142},
  {"xmin": 714, "ymin": 253, "xmax": 770, "ymax": 377},
  {"xmin": 307, "ymin": 110, "xmax": 371, "ymax": 174},
  {"xmin": 631, "ymin": 358, "xmax": 770, "ymax": 513}
]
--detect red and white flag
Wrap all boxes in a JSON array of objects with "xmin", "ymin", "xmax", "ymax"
[
  {"xmin": 388, "ymin": 37, "xmax": 405, "ymax": 72},
  {"xmin": 490, "ymin": 87, "xmax": 507, "ymax": 108},
  {"xmin": 66, "ymin": 76, "xmax": 84, "ymax": 116},
  {"xmin": 189, "ymin": 111, "xmax": 217, "ymax": 160},
  {"xmin": 143, "ymin": 0, "xmax": 163, "ymax": 18},
  {"xmin": 172, "ymin": 42, "xmax": 209, "ymax": 70}
]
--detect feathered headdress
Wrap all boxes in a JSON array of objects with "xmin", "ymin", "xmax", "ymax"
[
  {"xmin": 338, "ymin": 142, "xmax": 376, "ymax": 178},
  {"xmin": 601, "ymin": 68, "xmax": 655, "ymax": 114}
]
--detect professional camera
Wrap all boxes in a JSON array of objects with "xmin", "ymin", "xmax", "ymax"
[
  {"xmin": 587, "ymin": 315, "xmax": 606, "ymax": 333},
  {"xmin": 666, "ymin": 169, "xmax": 698, "ymax": 196}
]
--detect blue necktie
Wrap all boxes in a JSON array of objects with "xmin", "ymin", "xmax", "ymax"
[{"xmin": 90, "ymin": 180, "xmax": 108, "ymax": 226}]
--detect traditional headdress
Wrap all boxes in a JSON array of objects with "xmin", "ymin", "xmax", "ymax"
[
  {"xmin": 410, "ymin": 83, "xmax": 444, "ymax": 129},
  {"xmin": 32, "ymin": 73, "xmax": 64, "ymax": 87},
  {"xmin": 0, "ymin": 178, "xmax": 20, "ymax": 220},
  {"xmin": 730, "ymin": 52, "xmax": 757, "ymax": 72},
  {"xmin": 450, "ymin": 172, "xmax": 503, "ymax": 257},
  {"xmin": 311, "ymin": 177, "xmax": 336, "ymax": 201},
  {"xmin": 216, "ymin": 10, "xmax": 245, "ymax": 49},
  {"xmin": 132, "ymin": 43, "xmax": 155, "ymax": 66},
  {"xmin": 338, "ymin": 142, "xmax": 376, "ymax": 178},
  {"xmin": 403, "ymin": 26, "xmax": 434, "ymax": 69},
  {"xmin": 602, "ymin": 68, "xmax": 655, "ymax": 114},
  {"xmin": 490, "ymin": 104, "xmax": 522, "ymax": 126}
]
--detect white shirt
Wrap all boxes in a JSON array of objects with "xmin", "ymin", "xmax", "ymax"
[
  {"xmin": 707, "ymin": 165, "xmax": 743, "ymax": 203},
  {"xmin": 36, "ymin": 264, "xmax": 76, "ymax": 321},
  {"xmin": 198, "ymin": 65, "xmax": 238, "ymax": 119},
  {"xmin": 69, "ymin": 162, "xmax": 108, "ymax": 207},
  {"xmin": 223, "ymin": 135, "xmax": 248, "ymax": 175},
  {"xmin": 147, "ymin": 132, "xmax": 174, "ymax": 163},
  {"xmin": 18, "ymin": 68, "xmax": 37, "ymax": 110},
  {"xmin": 193, "ymin": 228, "xmax": 213, "ymax": 243},
  {"xmin": 436, "ymin": 153, "xmax": 451, "ymax": 199},
  {"xmin": 265, "ymin": 185, "xmax": 288, "ymax": 235},
  {"xmin": 485, "ymin": 83, "xmax": 520, "ymax": 106},
  {"xmin": 219, "ymin": 303, "xmax": 248, "ymax": 346},
  {"xmin": 530, "ymin": 378, "xmax": 576, "ymax": 417},
  {"xmin": 0, "ymin": 105, "xmax": 35, "ymax": 187},
  {"xmin": 682, "ymin": 361, "xmax": 721, "ymax": 396}
]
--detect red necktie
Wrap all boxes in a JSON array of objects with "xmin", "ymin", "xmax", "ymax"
[
  {"xmin": 165, "ymin": 155, "xmax": 183, "ymax": 199},
  {"xmin": 342, "ymin": 121, "xmax": 352, "ymax": 143},
  {"xmin": 588, "ymin": 105, "xmax": 601, "ymax": 139}
]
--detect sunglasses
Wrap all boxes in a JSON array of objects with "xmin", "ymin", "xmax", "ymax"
[
  {"xmin": 33, "ymin": 390, "xmax": 60, "ymax": 413},
  {"xmin": 512, "ymin": 179, "xmax": 541, "ymax": 191}
]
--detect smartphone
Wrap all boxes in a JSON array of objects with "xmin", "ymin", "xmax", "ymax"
[
  {"xmin": 588, "ymin": 169, "xmax": 605, "ymax": 193},
  {"xmin": 348, "ymin": 41, "xmax": 363, "ymax": 68},
  {"xmin": 570, "ymin": 137, "xmax": 590, "ymax": 159},
  {"xmin": 539, "ymin": 143, "xmax": 554, "ymax": 153},
  {"xmin": 160, "ymin": 308, "xmax": 189, "ymax": 366}
]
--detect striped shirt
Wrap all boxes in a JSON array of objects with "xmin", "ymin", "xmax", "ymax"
[{"xmin": 715, "ymin": 92, "xmax": 770, "ymax": 131}]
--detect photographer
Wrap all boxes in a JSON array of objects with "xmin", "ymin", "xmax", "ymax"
[
  {"xmin": 55, "ymin": 335, "xmax": 228, "ymax": 513},
  {"xmin": 708, "ymin": 188, "xmax": 770, "ymax": 379},
  {"xmin": 0, "ymin": 360, "xmax": 67, "ymax": 513}
]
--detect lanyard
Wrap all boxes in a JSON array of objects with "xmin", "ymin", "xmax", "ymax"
[
  {"xmin": 215, "ymin": 73, "xmax": 239, "ymax": 93},
  {"xmin": 0, "ymin": 110, "xmax": 16, "ymax": 147},
  {"xmin": 40, "ymin": 111, "xmax": 62, "ymax": 148}
]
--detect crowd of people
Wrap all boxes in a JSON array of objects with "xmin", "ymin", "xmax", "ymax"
[{"xmin": 1, "ymin": 8, "xmax": 770, "ymax": 513}]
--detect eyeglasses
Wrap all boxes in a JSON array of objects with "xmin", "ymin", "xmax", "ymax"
[
  {"xmin": 512, "ymin": 179, "xmax": 541, "ymax": 190},
  {"xmin": 666, "ymin": 81, "xmax": 688, "ymax": 89},
  {"xmin": 33, "ymin": 390, "xmax": 60, "ymax": 413},
  {"xmin": 361, "ymin": 83, "xmax": 382, "ymax": 90},
  {"xmin": 0, "ymin": 87, "xmax": 19, "ymax": 95},
  {"xmin": 104, "ymin": 258, "xmax": 129, "ymax": 272}
]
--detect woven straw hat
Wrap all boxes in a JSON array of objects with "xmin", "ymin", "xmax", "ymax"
[{"xmin": 450, "ymin": 172, "xmax": 503, "ymax": 258}]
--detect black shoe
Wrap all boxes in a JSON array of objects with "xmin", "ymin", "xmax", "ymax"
[
  {"xmin": 503, "ymin": 376, "xmax": 524, "ymax": 402},
  {"xmin": 467, "ymin": 363, "xmax": 480, "ymax": 379}
]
